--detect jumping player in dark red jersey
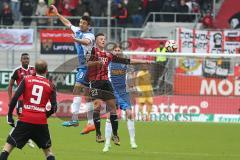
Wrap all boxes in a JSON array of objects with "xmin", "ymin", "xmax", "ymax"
[
  {"xmin": 0, "ymin": 59, "xmax": 57, "ymax": 160},
  {"xmin": 87, "ymin": 33, "xmax": 131, "ymax": 145},
  {"xmin": 7, "ymin": 53, "xmax": 36, "ymax": 148}
]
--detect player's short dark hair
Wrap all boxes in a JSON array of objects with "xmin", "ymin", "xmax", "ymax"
[
  {"xmin": 35, "ymin": 59, "xmax": 48, "ymax": 75},
  {"xmin": 95, "ymin": 33, "xmax": 105, "ymax": 39},
  {"xmin": 81, "ymin": 16, "xmax": 91, "ymax": 25},
  {"xmin": 21, "ymin": 53, "xmax": 29, "ymax": 58}
]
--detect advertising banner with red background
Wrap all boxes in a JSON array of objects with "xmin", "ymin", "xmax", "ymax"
[
  {"xmin": 128, "ymin": 38, "xmax": 165, "ymax": 61},
  {"xmin": 174, "ymin": 75, "xmax": 240, "ymax": 96},
  {"xmin": 154, "ymin": 95, "xmax": 240, "ymax": 115},
  {"xmin": 1, "ymin": 91, "xmax": 239, "ymax": 116},
  {"xmin": 40, "ymin": 30, "xmax": 76, "ymax": 54}
]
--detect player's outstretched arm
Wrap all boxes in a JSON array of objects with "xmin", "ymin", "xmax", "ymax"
[
  {"xmin": 50, "ymin": 5, "xmax": 72, "ymax": 28},
  {"xmin": 130, "ymin": 59, "xmax": 151, "ymax": 64},
  {"xmin": 112, "ymin": 55, "xmax": 130, "ymax": 64},
  {"xmin": 72, "ymin": 36, "xmax": 92, "ymax": 46}
]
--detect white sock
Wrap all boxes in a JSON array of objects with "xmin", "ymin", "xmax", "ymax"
[
  {"xmin": 86, "ymin": 102, "xmax": 94, "ymax": 124},
  {"xmin": 105, "ymin": 119, "xmax": 112, "ymax": 145},
  {"xmin": 71, "ymin": 97, "xmax": 81, "ymax": 121},
  {"xmin": 127, "ymin": 119, "xmax": 136, "ymax": 143}
]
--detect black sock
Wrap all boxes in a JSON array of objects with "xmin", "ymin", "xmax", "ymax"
[
  {"xmin": 93, "ymin": 111, "xmax": 101, "ymax": 136},
  {"xmin": 0, "ymin": 151, "xmax": 9, "ymax": 160},
  {"xmin": 110, "ymin": 114, "xmax": 118, "ymax": 136},
  {"xmin": 47, "ymin": 155, "xmax": 55, "ymax": 160}
]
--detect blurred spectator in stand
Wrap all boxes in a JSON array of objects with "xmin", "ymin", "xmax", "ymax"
[
  {"xmin": 201, "ymin": 10, "xmax": 213, "ymax": 28},
  {"xmin": 20, "ymin": 0, "xmax": 34, "ymax": 27},
  {"xmin": 144, "ymin": 0, "xmax": 160, "ymax": 22},
  {"xmin": 72, "ymin": 0, "xmax": 89, "ymax": 26},
  {"xmin": 53, "ymin": 0, "xmax": 76, "ymax": 26},
  {"xmin": 73, "ymin": 0, "xmax": 88, "ymax": 17},
  {"xmin": 0, "ymin": 2, "xmax": 14, "ymax": 27},
  {"xmin": 11, "ymin": 0, "xmax": 20, "ymax": 22},
  {"xmin": 49, "ymin": 0, "xmax": 60, "ymax": 26},
  {"xmin": 161, "ymin": 0, "xmax": 178, "ymax": 22},
  {"xmin": 127, "ymin": 0, "xmax": 144, "ymax": 27},
  {"xmin": 229, "ymin": 12, "xmax": 240, "ymax": 29},
  {"xmin": 112, "ymin": 2, "xmax": 128, "ymax": 28},
  {"xmin": 111, "ymin": 2, "xmax": 128, "ymax": 41},
  {"xmin": 191, "ymin": 0, "xmax": 200, "ymax": 13},
  {"xmin": 114, "ymin": 0, "xmax": 122, "ymax": 4},
  {"xmin": 35, "ymin": 0, "xmax": 49, "ymax": 27},
  {"xmin": 177, "ymin": 0, "xmax": 189, "ymax": 22},
  {"xmin": 57, "ymin": 0, "xmax": 77, "ymax": 16},
  {"xmin": 89, "ymin": 0, "xmax": 103, "ymax": 28},
  {"xmin": 156, "ymin": 0, "xmax": 165, "ymax": 12},
  {"xmin": 111, "ymin": 1, "xmax": 118, "ymax": 27},
  {"xmin": 144, "ymin": 0, "xmax": 158, "ymax": 16},
  {"xmin": 191, "ymin": 1, "xmax": 200, "ymax": 22},
  {"xmin": 101, "ymin": 0, "xmax": 108, "ymax": 17},
  {"xmin": 185, "ymin": 0, "xmax": 192, "ymax": 12},
  {"xmin": 199, "ymin": 0, "xmax": 212, "ymax": 15},
  {"xmin": 0, "ymin": 1, "xmax": 3, "ymax": 15}
]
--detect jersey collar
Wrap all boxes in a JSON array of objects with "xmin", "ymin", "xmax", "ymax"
[{"xmin": 21, "ymin": 65, "xmax": 29, "ymax": 71}]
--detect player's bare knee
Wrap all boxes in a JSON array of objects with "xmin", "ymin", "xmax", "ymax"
[
  {"xmin": 106, "ymin": 100, "xmax": 117, "ymax": 114},
  {"xmin": 93, "ymin": 99, "xmax": 101, "ymax": 110},
  {"xmin": 2, "ymin": 143, "xmax": 14, "ymax": 154},
  {"xmin": 73, "ymin": 84, "xmax": 84, "ymax": 95},
  {"xmin": 127, "ymin": 114, "xmax": 132, "ymax": 120}
]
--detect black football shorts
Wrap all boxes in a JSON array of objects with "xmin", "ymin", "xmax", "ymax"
[{"xmin": 7, "ymin": 121, "xmax": 51, "ymax": 149}]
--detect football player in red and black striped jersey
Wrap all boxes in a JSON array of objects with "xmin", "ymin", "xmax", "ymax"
[
  {"xmin": 87, "ymin": 33, "xmax": 131, "ymax": 145},
  {"xmin": 7, "ymin": 53, "xmax": 36, "ymax": 148}
]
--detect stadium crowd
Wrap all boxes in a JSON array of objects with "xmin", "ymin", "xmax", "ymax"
[{"xmin": 0, "ymin": 0, "xmax": 214, "ymax": 28}]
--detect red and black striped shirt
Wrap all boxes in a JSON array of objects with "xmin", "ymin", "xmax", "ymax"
[
  {"xmin": 87, "ymin": 47, "xmax": 130, "ymax": 81},
  {"xmin": 11, "ymin": 65, "xmax": 36, "ymax": 86}
]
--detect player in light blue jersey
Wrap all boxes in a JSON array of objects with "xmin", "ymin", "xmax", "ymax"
[
  {"xmin": 103, "ymin": 45, "xmax": 149, "ymax": 152},
  {"xmin": 50, "ymin": 5, "xmax": 95, "ymax": 131}
]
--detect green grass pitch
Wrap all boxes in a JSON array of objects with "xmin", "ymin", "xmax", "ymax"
[{"xmin": 0, "ymin": 117, "xmax": 240, "ymax": 160}]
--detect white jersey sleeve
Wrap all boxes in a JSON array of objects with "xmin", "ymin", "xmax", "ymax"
[
  {"xmin": 82, "ymin": 32, "xmax": 95, "ymax": 44},
  {"xmin": 82, "ymin": 32, "xmax": 95, "ymax": 53},
  {"xmin": 70, "ymin": 25, "xmax": 79, "ymax": 34}
]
